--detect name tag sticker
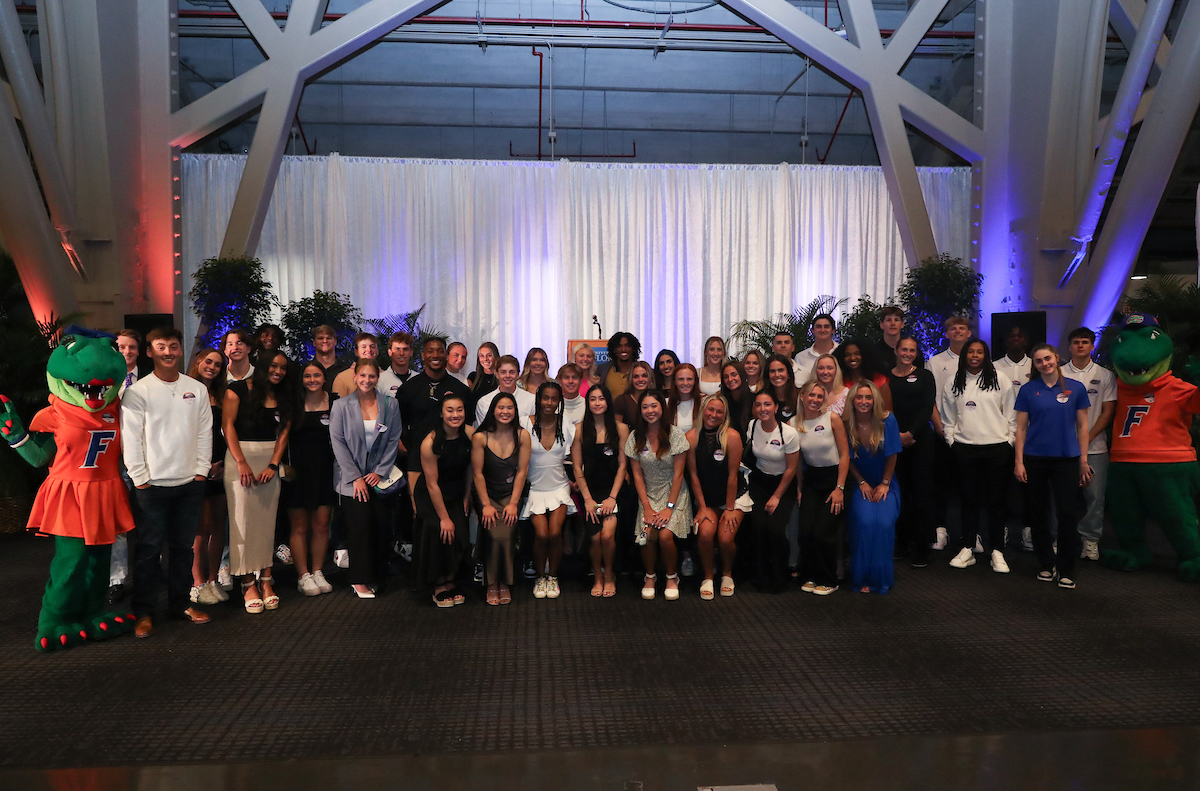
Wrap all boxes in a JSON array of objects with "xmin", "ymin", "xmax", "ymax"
[
  {"xmin": 320, "ymin": 414, "xmax": 331, "ymax": 426},
  {"xmin": 1056, "ymin": 393, "xmax": 1070, "ymax": 403},
  {"xmin": 713, "ymin": 449, "xmax": 725, "ymax": 461},
  {"xmin": 814, "ymin": 424, "xmax": 825, "ymax": 431},
  {"xmin": 769, "ymin": 439, "xmax": 781, "ymax": 446},
  {"xmin": 183, "ymin": 392, "xmax": 196, "ymax": 400},
  {"xmin": 965, "ymin": 401, "xmax": 977, "ymax": 409},
  {"xmin": 907, "ymin": 376, "xmax": 917, "ymax": 383},
  {"xmin": 102, "ymin": 413, "xmax": 115, "ymax": 424},
  {"xmin": 1145, "ymin": 395, "xmax": 1155, "ymax": 404},
  {"xmin": 603, "ymin": 446, "xmax": 615, "ymax": 456}
]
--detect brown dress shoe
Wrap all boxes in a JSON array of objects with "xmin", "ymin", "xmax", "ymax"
[
  {"xmin": 134, "ymin": 616, "xmax": 153, "ymax": 639},
  {"xmin": 177, "ymin": 607, "xmax": 211, "ymax": 625}
]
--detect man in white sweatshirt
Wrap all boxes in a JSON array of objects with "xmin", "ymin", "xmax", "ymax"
[
  {"xmin": 122, "ymin": 327, "xmax": 213, "ymax": 638},
  {"xmin": 474, "ymin": 355, "xmax": 536, "ymax": 425},
  {"xmin": 557, "ymin": 363, "xmax": 587, "ymax": 427},
  {"xmin": 925, "ymin": 316, "xmax": 972, "ymax": 550}
]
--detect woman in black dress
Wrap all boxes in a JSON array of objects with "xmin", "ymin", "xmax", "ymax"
[
  {"xmin": 687, "ymin": 394, "xmax": 747, "ymax": 599},
  {"xmin": 285, "ymin": 362, "xmax": 337, "ymax": 596},
  {"xmin": 187, "ymin": 349, "xmax": 228, "ymax": 605},
  {"xmin": 471, "ymin": 392, "xmax": 531, "ymax": 605},
  {"xmin": 572, "ymin": 386, "xmax": 629, "ymax": 598},
  {"xmin": 415, "ymin": 394, "xmax": 476, "ymax": 607},
  {"xmin": 886, "ymin": 337, "xmax": 937, "ymax": 566},
  {"xmin": 720, "ymin": 360, "xmax": 754, "ymax": 436},
  {"xmin": 469, "ymin": 341, "xmax": 500, "ymax": 397}
]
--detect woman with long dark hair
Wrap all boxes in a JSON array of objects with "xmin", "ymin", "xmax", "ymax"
[
  {"xmin": 329, "ymin": 359, "xmax": 402, "ymax": 599},
  {"xmin": 887, "ymin": 337, "xmax": 937, "ymax": 566},
  {"xmin": 522, "ymin": 381, "xmax": 575, "ymax": 599},
  {"xmin": 844, "ymin": 381, "xmax": 902, "ymax": 594},
  {"xmin": 794, "ymin": 381, "xmax": 849, "ymax": 596},
  {"xmin": 743, "ymin": 389, "xmax": 800, "ymax": 594},
  {"xmin": 284, "ymin": 362, "xmax": 337, "ymax": 596},
  {"xmin": 765, "ymin": 354, "xmax": 800, "ymax": 425},
  {"xmin": 187, "ymin": 349, "xmax": 228, "ymax": 605},
  {"xmin": 223, "ymin": 351, "xmax": 293, "ymax": 613},
  {"xmin": 654, "ymin": 350, "xmax": 680, "ymax": 391},
  {"xmin": 572, "ymin": 386, "xmax": 629, "ymax": 598},
  {"xmin": 415, "ymin": 394, "xmax": 475, "ymax": 607},
  {"xmin": 468, "ymin": 341, "xmax": 500, "ymax": 397},
  {"xmin": 668, "ymin": 363, "xmax": 702, "ymax": 434},
  {"xmin": 835, "ymin": 339, "xmax": 892, "ymax": 413},
  {"xmin": 940, "ymin": 337, "xmax": 1017, "ymax": 573},
  {"xmin": 1015, "ymin": 343, "xmax": 1092, "ymax": 588},
  {"xmin": 720, "ymin": 361, "xmax": 753, "ymax": 436},
  {"xmin": 471, "ymin": 392, "xmax": 531, "ymax": 605},
  {"xmin": 687, "ymin": 394, "xmax": 749, "ymax": 598},
  {"xmin": 626, "ymin": 390, "xmax": 692, "ymax": 600}
]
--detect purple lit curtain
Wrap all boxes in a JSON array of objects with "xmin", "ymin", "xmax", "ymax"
[{"xmin": 181, "ymin": 154, "xmax": 969, "ymax": 367}]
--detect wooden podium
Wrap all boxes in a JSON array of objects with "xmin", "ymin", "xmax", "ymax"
[{"xmin": 567, "ymin": 339, "xmax": 610, "ymax": 366}]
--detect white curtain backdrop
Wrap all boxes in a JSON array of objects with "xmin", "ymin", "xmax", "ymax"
[{"xmin": 182, "ymin": 154, "xmax": 970, "ymax": 365}]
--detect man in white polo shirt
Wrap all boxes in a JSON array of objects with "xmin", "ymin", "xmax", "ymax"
[
  {"xmin": 792, "ymin": 314, "xmax": 837, "ymax": 385},
  {"xmin": 122, "ymin": 327, "xmax": 213, "ymax": 638},
  {"xmin": 1062, "ymin": 326, "xmax": 1117, "ymax": 561},
  {"xmin": 993, "ymin": 325, "xmax": 1033, "ymax": 391}
]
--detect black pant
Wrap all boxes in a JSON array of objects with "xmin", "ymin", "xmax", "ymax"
[
  {"xmin": 932, "ymin": 436, "xmax": 957, "ymax": 528},
  {"xmin": 895, "ymin": 431, "xmax": 936, "ymax": 561},
  {"xmin": 797, "ymin": 465, "xmax": 842, "ymax": 587},
  {"xmin": 747, "ymin": 471, "xmax": 797, "ymax": 591},
  {"xmin": 131, "ymin": 481, "xmax": 205, "ymax": 617},
  {"xmin": 954, "ymin": 442, "xmax": 1012, "ymax": 553},
  {"xmin": 1025, "ymin": 455, "xmax": 1084, "ymax": 578},
  {"xmin": 342, "ymin": 493, "xmax": 392, "ymax": 588}
]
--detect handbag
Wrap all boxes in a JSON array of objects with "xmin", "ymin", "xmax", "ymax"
[
  {"xmin": 372, "ymin": 464, "xmax": 406, "ymax": 497},
  {"xmin": 278, "ymin": 463, "xmax": 298, "ymax": 483}
]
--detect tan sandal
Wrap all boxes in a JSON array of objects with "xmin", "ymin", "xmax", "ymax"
[
  {"xmin": 260, "ymin": 575, "xmax": 280, "ymax": 610},
  {"xmin": 719, "ymin": 576, "xmax": 735, "ymax": 597},
  {"xmin": 241, "ymin": 580, "xmax": 264, "ymax": 614}
]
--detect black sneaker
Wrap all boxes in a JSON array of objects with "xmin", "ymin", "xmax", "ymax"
[
  {"xmin": 473, "ymin": 564, "xmax": 485, "ymax": 584},
  {"xmin": 106, "ymin": 583, "xmax": 125, "ymax": 605},
  {"xmin": 523, "ymin": 561, "xmax": 537, "ymax": 579}
]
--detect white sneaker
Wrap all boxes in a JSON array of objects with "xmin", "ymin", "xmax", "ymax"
[
  {"xmin": 949, "ymin": 547, "xmax": 976, "ymax": 568},
  {"xmin": 275, "ymin": 544, "xmax": 293, "ymax": 565},
  {"xmin": 931, "ymin": 526, "xmax": 948, "ymax": 551},
  {"xmin": 209, "ymin": 579, "xmax": 229, "ymax": 602},
  {"xmin": 334, "ymin": 549, "xmax": 349, "ymax": 568},
  {"xmin": 990, "ymin": 550, "xmax": 1010, "ymax": 574},
  {"xmin": 218, "ymin": 565, "xmax": 233, "ymax": 591},
  {"xmin": 1021, "ymin": 527, "xmax": 1034, "ymax": 552},
  {"xmin": 533, "ymin": 577, "xmax": 548, "ymax": 599},
  {"xmin": 311, "ymin": 569, "xmax": 333, "ymax": 593},
  {"xmin": 545, "ymin": 576, "xmax": 560, "ymax": 599},
  {"xmin": 399, "ymin": 542, "xmax": 413, "ymax": 562},
  {"xmin": 974, "ymin": 535, "xmax": 984, "ymax": 554},
  {"xmin": 680, "ymin": 554, "xmax": 695, "ymax": 578},
  {"xmin": 1081, "ymin": 539, "xmax": 1099, "ymax": 561},
  {"xmin": 298, "ymin": 572, "xmax": 321, "ymax": 596},
  {"xmin": 190, "ymin": 583, "xmax": 220, "ymax": 605}
]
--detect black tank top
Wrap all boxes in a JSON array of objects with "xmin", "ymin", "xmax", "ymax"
[
  {"xmin": 416, "ymin": 432, "xmax": 472, "ymax": 504},
  {"xmin": 581, "ymin": 431, "xmax": 621, "ymax": 501},
  {"xmin": 481, "ymin": 441, "xmax": 519, "ymax": 502},
  {"xmin": 695, "ymin": 428, "xmax": 732, "ymax": 509}
]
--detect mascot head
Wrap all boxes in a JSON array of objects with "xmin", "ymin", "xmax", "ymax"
[
  {"xmin": 1110, "ymin": 313, "xmax": 1173, "ymax": 387},
  {"xmin": 46, "ymin": 326, "xmax": 127, "ymax": 412}
]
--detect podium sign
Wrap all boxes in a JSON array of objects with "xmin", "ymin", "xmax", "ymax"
[{"xmin": 568, "ymin": 339, "xmax": 609, "ymax": 366}]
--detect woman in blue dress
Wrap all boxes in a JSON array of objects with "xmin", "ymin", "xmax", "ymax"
[{"xmin": 843, "ymin": 381, "xmax": 901, "ymax": 594}]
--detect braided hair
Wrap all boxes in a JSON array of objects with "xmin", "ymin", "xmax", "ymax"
[
  {"xmin": 530, "ymin": 380, "xmax": 566, "ymax": 447},
  {"xmin": 951, "ymin": 338, "xmax": 1000, "ymax": 396}
]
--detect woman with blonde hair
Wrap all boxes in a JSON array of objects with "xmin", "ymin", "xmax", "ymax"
[
  {"xmin": 187, "ymin": 349, "xmax": 229, "ymax": 605},
  {"xmin": 698, "ymin": 336, "xmax": 728, "ymax": 396},
  {"xmin": 811, "ymin": 353, "xmax": 848, "ymax": 415},
  {"xmin": 572, "ymin": 342, "xmax": 601, "ymax": 396},
  {"xmin": 843, "ymin": 381, "xmax": 901, "ymax": 594},
  {"xmin": 794, "ymin": 380, "xmax": 849, "ymax": 596},
  {"xmin": 686, "ymin": 394, "xmax": 749, "ymax": 598},
  {"xmin": 518, "ymin": 347, "xmax": 551, "ymax": 394},
  {"xmin": 614, "ymin": 360, "xmax": 654, "ymax": 424}
]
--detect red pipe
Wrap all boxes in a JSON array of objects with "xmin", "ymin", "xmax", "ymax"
[
  {"xmin": 169, "ymin": 8, "xmax": 979, "ymax": 38},
  {"xmin": 818, "ymin": 90, "xmax": 855, "ymax": 163}
]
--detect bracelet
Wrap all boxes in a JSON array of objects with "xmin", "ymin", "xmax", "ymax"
[
  {"xmin": 882, "ymin": 479, "xmax": 890, "ymax": 485},
  {"xmin": 836, "ymin": 484, "xmax": 845, "ymax": 491}
]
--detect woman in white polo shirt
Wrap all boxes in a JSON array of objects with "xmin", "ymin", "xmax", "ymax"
[
  {"xmin": 940, "ymin": 338, "xmax": 1016, "ymax": 574},
  {"xmin": 744, "ymin": 390, "xmax": 800, "ymax": 593}
]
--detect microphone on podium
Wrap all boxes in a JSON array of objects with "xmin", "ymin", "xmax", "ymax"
[{"xmin": 592, "ymin": 315, "xmax": 602, "ymax": 337}]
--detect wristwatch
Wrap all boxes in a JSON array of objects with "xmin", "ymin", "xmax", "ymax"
[
  {"xmin": 268, "ymin": 463, "xmax": 279, "ymax": 471},
  {"xmin": 836, "ymin": 484, "xmax": 845, "ymax": 491},
  {"xmin": 667, "ymin": 501, "xmax": 676, "ymax": 509}
]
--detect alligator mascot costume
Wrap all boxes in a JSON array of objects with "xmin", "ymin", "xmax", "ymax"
[
  {"xmin": 1, "ymin": 327, "xmax": 136, "ymax": 650},
  {"xmin": 1103, "ymin": 312, "xmax": 1200, "ymax": 580}
]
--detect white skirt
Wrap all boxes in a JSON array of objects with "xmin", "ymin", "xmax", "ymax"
[
  {"xmin": 224, "ymin": 442, "xmax": 280, "ymax": 576},
  {"xmin": 520, "ymin": 485, "xmax": 578, "ymax": 519}
]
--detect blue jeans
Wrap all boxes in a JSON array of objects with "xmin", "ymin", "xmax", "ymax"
[
  {"xmin": 131, "ymin": 481, "xmax": 205, "ymax": 617},
  {"xmin": 1078, "ymin": 452, "xmax": 1109, "ymax": 542}
]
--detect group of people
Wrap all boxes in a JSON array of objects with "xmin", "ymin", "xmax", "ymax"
[{"xmin": 112, "ymin": 305, "xmax": 1115, "ymax": 633}]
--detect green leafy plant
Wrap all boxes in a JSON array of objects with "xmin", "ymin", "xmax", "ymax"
[
  {"xmin": 839, "ymin": 295, "xmax": 887, "ymax": 346},
  {"xmin": 729, "ymin": 296, "xmax": 846, "ymax": 357},
  {"xmin": 280, "ymin": 290, "xmax": 364, "ymax": 360},
  {"xmin": 367, "ymin": 304, "xmax": 447, "ymax": 371},
  {"xmin": 188, "ymin": 255, "xmax": 279, "ymax": 351},
  {"xmin": 896, "ymin": 253, "xmax": 983, "ymax": 354}
]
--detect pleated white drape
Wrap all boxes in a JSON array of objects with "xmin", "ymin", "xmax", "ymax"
[{"xmin": 182, "ymin": 154, "xmax": 970, "ymax": 365}]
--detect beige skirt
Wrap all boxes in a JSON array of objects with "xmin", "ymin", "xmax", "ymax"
[{"xmin": 225, "ymin": 441, "xmax": 281, "ymax": 576}]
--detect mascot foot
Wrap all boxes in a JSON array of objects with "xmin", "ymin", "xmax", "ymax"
[
  {"xmin": 1177, "ymin": 559, "xmax": 1200, "ymax": 582},
  {"xmin": 1100, "ymin": 548, "xmax": 1152, "ymax": 571},
  {"xmin": 85, "ymin": 611, "xmax": 137, "ymax": 641},
  {"xmin": 35, "ymin": 622, "xmax": 88, "ymax": 653}
]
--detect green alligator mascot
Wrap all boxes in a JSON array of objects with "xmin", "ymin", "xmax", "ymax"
[
  {"xmin": 1, "ymin": 327, "xmax": 137, "ymax": 650},
  {"xmin": 1103, "ymin": 312, "xmax": 1200, "ymax": 580}
]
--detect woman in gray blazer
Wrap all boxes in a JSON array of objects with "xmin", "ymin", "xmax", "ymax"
[{"xmin": 329, "ymin": 359, "xmax": 402, "ymax": 598}]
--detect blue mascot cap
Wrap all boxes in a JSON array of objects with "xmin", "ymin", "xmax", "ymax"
[{"xmin": 1121, "ymin": 313, "xmax": 1160, "ymax": 329}]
